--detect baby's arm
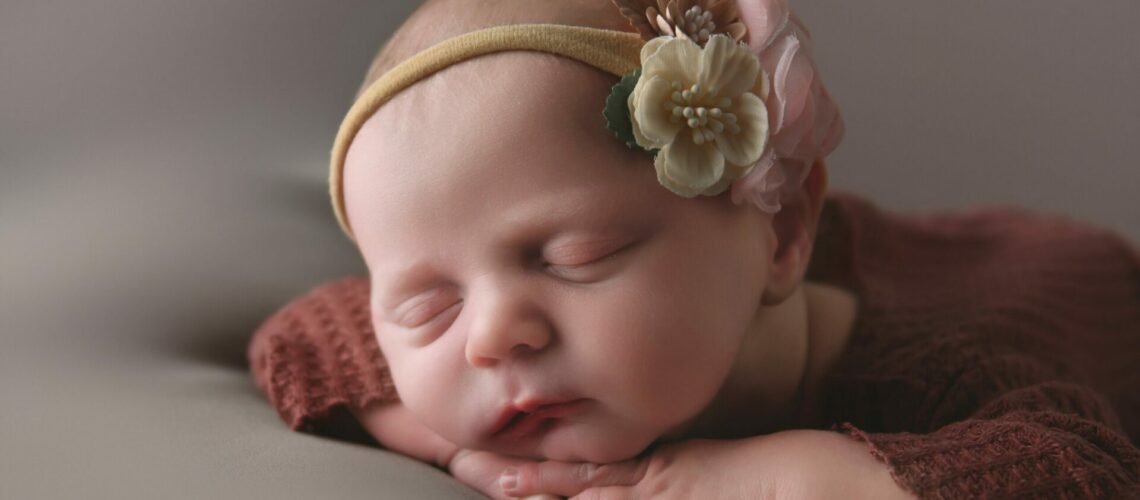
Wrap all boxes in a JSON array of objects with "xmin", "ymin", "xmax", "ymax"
[
  {"xmin": 245, "ymin": 277, "xmax": 437, "ymax": 456},
  {"xmin": 498, "ymin": 430, "xmax": 911, "ymax": 499}
]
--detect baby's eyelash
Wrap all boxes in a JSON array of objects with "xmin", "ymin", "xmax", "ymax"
[
  {"xmin": 544, "ymin": 244, "xmax": 634, "ymax": 281},
  {"xmin": 542, "ymin": 234, "xmax": 638, "ymax": 265},
  {"xmin": 546, "ymin": 248, "xmax": 620, "ymax": 269}
]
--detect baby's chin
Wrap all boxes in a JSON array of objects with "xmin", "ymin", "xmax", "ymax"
[{"xmin": 485, "ymin": 425, "xmax": 658, "ymax": 464}]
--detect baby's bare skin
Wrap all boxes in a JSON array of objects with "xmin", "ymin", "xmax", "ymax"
[
  {"xmin": 339, "ymin": 0, "xmax": 867, "ymax": 497},
  {"xmin": 351, "ymin": 281, "xmax": 858, "ymax": 500},
  {"xmin": 344, "ymin": 51, "xmax": 845, "ymax": 455}
]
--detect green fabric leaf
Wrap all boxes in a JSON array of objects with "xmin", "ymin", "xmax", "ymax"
[{"xmin": 604, "ymin": 68, "xmax": 656, "ymax": 155}]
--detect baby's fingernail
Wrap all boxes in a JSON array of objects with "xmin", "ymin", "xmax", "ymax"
[{"xmin": 499, "ymin": 467, "xmax": 518, "ymax": 493}]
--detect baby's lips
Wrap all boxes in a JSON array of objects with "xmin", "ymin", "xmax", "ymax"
[
  {"xmin": 487, "ymin": 406, "xmax": 523, "ymax": 438},
  {"xmin": 495, "ymin": 399, "xmax": 590, "ymax": 441},
  {"xmin": 485, "ymin": 397, "xmax": 589, "ymax": 440}
]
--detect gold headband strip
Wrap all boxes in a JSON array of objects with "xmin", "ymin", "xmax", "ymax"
[{"xmin": 330, "ymin": 24, "xmax": 646, "ymax": 239}]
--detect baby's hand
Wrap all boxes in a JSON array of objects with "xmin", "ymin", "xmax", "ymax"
[
  {"xmin": 497, "ymin": 430, "xmax": 915, "ymax": 499},
  {"xmin": 446, "ymin": 448, "xmax": 559, "ymax": 500},
  {"xmin": 352, "ymin": 402, "xmax": 555, "ymax": 499}
]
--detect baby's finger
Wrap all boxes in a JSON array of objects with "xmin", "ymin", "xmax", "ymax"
[
  {"xmin": 501, "ymin": 459, "xmax": 647, "ymax": 498},
  {"xmin": 448, "ymin": 450, "xmax": 537, "ymax": 500}
]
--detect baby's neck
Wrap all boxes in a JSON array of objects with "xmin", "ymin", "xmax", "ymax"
[{"xmin": 661, "ymin": 282, "xmax": 859, "ymax": 441}]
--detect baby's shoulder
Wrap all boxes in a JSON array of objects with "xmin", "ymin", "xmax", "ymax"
[
  {"xmin": 819, "ymin": 192, "xmax": 1138, "ymax": 362},
  {"xmin": 821, "ymin": 195, "xmax": 1138, "ymax": 401},
  {"xmin": 823, "ymin": 191, "xmax": 1137, "ymax": 275}
]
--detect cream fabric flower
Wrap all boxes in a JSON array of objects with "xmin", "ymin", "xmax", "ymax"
[{"xmin": 628, "ymin": 35, "xmax": 770, "ymax": 197}]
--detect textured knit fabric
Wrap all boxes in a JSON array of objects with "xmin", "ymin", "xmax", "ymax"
[{"xmin": 247, "ymin": 190, "xmax": 1140, "ymax": 499}]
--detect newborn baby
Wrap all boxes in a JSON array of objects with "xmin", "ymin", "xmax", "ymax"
[
  {"xmin": 341, "ymin": 0, "xmax": 880, "ymax": 495},
  {"xmin": 249, "ymin": 0, "xmax": 1140, "ymax": 498}
]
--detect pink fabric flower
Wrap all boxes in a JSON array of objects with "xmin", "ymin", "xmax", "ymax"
[{"xmin": 729, "ymin": 0, "xmax": 845, "ymax": 213}]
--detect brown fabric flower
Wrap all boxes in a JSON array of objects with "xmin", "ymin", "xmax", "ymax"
[
  {"xmin": 612, "ymin": 0, "xmax": 747, "ymax": 45},
  {"xmin": 612, "ymin": 0, "xmax": 662, "ymax": 40}
]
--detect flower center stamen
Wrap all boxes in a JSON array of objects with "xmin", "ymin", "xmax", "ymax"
[
  {"xmin": 664, "ymin": 81, "xmax": 741, "ymax": 145},
  {"xmin": 680, "ymin": 6, "xmax": 717, "ymax": 44}
]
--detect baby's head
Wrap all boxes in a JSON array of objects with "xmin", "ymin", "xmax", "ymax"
[{"xmin": 337, "ymin": 0, "xmax": 843, "ymax": 462}]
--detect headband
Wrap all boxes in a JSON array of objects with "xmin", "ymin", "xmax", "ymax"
[
  {"xmin": 330, "ymin": 24, "xmax": 645, "ymax": 238},
  {"xmin": 331, "ymin": 0, "xmax": 845, "ymax": 240}
]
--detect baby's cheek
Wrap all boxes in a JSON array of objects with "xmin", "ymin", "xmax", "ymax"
[
  {"xmin": 385, "ymin": 338, "xmax": 484, "ymax": 444},
  {"xmin": 379, "ymin": 342, "xmax": 439, "ymax": 410},
  {"xmin": 574, "ymin": 336, "xmax": 700, "ymax": 434}
]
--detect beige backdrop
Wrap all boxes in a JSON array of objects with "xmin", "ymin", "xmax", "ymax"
[{"xmin": 1, "ymin": 1, "xmax": 1137, "ymax": 498}]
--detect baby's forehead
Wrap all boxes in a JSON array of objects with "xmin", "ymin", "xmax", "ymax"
[
  {"xmin": 352, "ymin": 55, "xmax": 637, "ymax": 186},
  {"xmin": 343, "ymin": 53, "xmax": 670, "ymax": 248},
  {"xmin": 378, "ymin": 52, "xmax": 614, "ymax": 149}
]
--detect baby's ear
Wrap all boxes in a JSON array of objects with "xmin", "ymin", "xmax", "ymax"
[
  {"xmin": 735, "ymin": 0, "xmax": 791, "ymax": 49},
  {"xmin": 761, "ymin": 159, "xmax": 828, "ymax": 306}
]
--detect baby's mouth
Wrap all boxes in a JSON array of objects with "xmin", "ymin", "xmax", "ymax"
[
  {"xmin": 498, "ymin": 411, "xmax": 528, "ymax": 433},
  {"xmin": 489, "ymin": 399, "xmax": 588, "ymax": 440}
]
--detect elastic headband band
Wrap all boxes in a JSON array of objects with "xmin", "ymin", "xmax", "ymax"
[{"xmin": 330, "ymin": 24, "xmax": 646, "ymax": 240}]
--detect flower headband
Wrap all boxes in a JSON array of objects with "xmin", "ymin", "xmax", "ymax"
[{"xmin": 330, "ymin": 0, "xmax": 844, "ymax": 240}]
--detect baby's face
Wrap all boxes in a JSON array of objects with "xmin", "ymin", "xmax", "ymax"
[{"xmin": 344, "ymin": 54, "xmax": 775, "ymax": 463}]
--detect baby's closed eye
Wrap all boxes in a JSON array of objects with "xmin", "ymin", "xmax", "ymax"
[
  {"xmin": 542, "ymin": 240, "xmax": 638, "ymax": 282},
  {"xmin": 395, "ymin": 287, "xmax": 463, "ymax": 328},
  {"xmin": 387, "ymin": 234, "xmax": 648, "ymax": 329}
]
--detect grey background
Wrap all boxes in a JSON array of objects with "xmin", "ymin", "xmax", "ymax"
[{"xmin": 2, "ymin": 1, "xmax": 1137, "ymax": 498}]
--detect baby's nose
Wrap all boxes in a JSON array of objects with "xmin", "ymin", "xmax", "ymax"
[{"xmin": 464, "ymin": 297, "xmax": 552, "ymax": 368}]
